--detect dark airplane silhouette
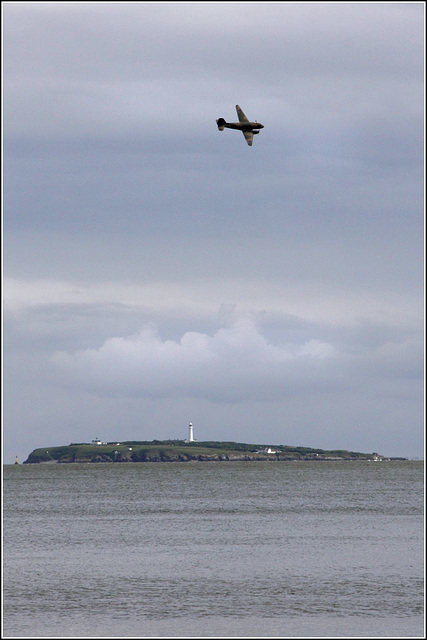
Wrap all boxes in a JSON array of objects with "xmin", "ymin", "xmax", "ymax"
[{"xmin": 216, "ymin": 105, "xmax": 264, "ymax": 146}]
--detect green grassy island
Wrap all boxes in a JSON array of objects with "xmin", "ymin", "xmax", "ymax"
[{"xmin": 23, "ymin": 440, "xmax": 391, "ymax": 464}]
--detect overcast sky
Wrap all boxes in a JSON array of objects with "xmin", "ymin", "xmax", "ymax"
[{"xmin": 3, "ymin": 2, "xmax": 424, "ymax": 462}]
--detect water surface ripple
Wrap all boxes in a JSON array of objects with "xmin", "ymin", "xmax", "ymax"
[{"xmin": 3, "ymin": 461, "xmax": 424, "ymax": 637}]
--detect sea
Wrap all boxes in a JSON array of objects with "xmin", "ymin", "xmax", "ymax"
[{"xmin": 2, "ymin": 460, "xmax": 425, "ymax": 638}]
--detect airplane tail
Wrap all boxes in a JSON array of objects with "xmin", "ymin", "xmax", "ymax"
[{"xmin": 216, "ymin": 118, "xmax": 226, "ymax": 131}]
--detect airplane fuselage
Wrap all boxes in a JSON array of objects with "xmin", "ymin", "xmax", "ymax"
[{"xmin": 221, "ymin": 121, "xmax": 264, "ymax": 131}]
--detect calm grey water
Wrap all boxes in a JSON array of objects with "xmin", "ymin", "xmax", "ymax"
[{"xmin": 2, "ymin": 461, "xmax": 424, "ymax": 638}]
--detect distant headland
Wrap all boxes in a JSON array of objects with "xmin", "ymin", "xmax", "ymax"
[{"xmin": 23, "ymin": 440, "xmax": 403, "ymax": 464}]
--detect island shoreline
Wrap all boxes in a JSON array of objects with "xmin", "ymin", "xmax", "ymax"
[{"xmin": 23, "ymin": 440, "xmax": 402, "ymax": 464}]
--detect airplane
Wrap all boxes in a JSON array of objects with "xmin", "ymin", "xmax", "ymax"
[{"xmin": 216, "ymin": 105, "xmax": 264, "ymax": 146}]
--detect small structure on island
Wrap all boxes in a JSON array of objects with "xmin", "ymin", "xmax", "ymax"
[
  {"xmin": 91, "ymin": 437, "xmax": 105, "ymax": 445},
  {"xmin": 185, "ymin": 422, "xmax": 196, "ymax": 443},
  {"xmin": 15, "ymin": 456, "xmax": 19, "ymax": 464},
  {"xmin": 256, "ymin": 446, "xmax": 278, "ymax": 454}
]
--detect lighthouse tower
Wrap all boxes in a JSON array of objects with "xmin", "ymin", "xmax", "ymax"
[{"xmin": 186, "ymin": 422, "xmax": 195, "ymax": 443}]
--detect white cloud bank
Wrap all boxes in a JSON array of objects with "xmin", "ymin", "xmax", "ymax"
[{"xmin": 52, "ymin": 317, "xmax": 337, "ymax": 402}]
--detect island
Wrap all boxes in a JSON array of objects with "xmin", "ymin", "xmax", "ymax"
[{"xmin": 23, "ymin": 440, "xmax": 392, "ymax": 464}]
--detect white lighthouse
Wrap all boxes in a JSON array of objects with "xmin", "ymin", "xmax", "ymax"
[{"xmin": 185, "ymin": 422, "xmax": 195, "ymax": 443}]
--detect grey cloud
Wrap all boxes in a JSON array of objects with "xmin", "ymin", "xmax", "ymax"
[
  {"xmin": 50, "ymin": 317, "xmax": 338, "ymax": 402},
  {"xmin": 3, "ymin": 2, "xmax": 424, "ymax": 462},
  {"xmin": 4, "ymin": 297, "xmax": 423, "ymax": 461},
  {"xmin": 48, "ymin": 312, "xmax": 422, "ymax": 405},
  {"xmin": 5, "ymin": 3, "xmax": 422, "ymax": 81},
  {"xmin": 3, "ymin": 3, "xmax": 423, "ymax": 140}
]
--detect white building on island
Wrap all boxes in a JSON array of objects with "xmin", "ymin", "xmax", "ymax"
[
  {"xmin": 256, "ymin": 446, "xmax": 278, "ymax": 454},
  {"xmin": 185, "ymin": 423, "xmax": 196, "ymax": 443}
]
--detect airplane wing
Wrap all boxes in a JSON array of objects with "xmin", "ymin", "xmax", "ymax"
[
  {"xmin": 242, "ymin": 130, "xmax": 254, "ymax": 146},
  {"xmin": 236, "ymin": 105, "xmax": 249, "ymax": 124}
]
